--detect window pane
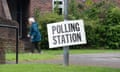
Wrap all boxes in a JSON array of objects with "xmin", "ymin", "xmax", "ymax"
[
  {"xmin": 54, "ymin": 1, "xmax": 63, "ymax": 4},
  {"xmin": 58, "ymin": 8, "xmax": 62, "ymax": 15}
]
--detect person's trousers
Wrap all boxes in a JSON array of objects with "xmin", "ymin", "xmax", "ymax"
[{"xmin": 31, "ymin": 41, "xmax": 41, "ymax": 53}]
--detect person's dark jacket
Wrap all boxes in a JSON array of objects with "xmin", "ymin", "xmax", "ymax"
[{"xmin": 29, "ymin": 22, "xmax": 41, "ymax": 42}]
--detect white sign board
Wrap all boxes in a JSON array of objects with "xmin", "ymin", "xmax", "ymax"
[{"xmin": 47, "ymin": 20, "xmax": 87, "ymax": 48}]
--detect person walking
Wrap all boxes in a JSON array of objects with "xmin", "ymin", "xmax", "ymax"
[{"xmin": 27, "ymin": 17, "xmax": 41, "ymax": 53}]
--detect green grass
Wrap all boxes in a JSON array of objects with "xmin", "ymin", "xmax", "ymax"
[
  {"xmin": 0, "ymin": 64, "xmax": 120, "ymax": 72},
  {"xmin": 44, "ymin": 49, "xmax": 120, "ymax": 55},
  {"xmin": 4, "ymin": 49, "xmax": 120, "ymax": 72},
  {"xmin": 69, "ymin": 49, "xmax": 120, "ymax": 54},
  {"xmin": 6, "ymin": 49, "xmax": 120, "ymax": 61},
  {"xmin": 6, "ymin": 53, "xmax": 58, "ymax": 61}
]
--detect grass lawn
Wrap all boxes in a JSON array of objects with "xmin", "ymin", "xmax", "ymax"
[
  {"xmin": 47, "ymin": 49, "xmax": 120, "ymax": 54},
  {"xmin": 6, "ymin": 53, "xmax": 58, "ymax": 61},
  {"xmin": 6, "ymin": 49, "xmax": 120, "ymax": 61},
  {"xmin": 0, "ymin": 64, "xmax": 120, "ymax": 72},
  {"xmin": 3, "ymin": 49, "xmax": 120, "ymax": 72}
]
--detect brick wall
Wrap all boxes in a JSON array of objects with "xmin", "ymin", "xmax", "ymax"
[
  {"xmin": 30, "ymin": 0, "xmax": 52, "ymax": 16},
  {"xmin": 30, "ymin": 0, "xmax": 100, "ymax": 16},
  {"xmin": 115, "ymin": 0, "xmax": 120, "ymax": 5},
  {"xmin": 0, "ymin": 38, "xmax": 5, "ymax": 64},
  {"xmin": 0, "ymin": 17, "xmax": 18, "ymax": 39},
  {"xmin": 0, "ymin": 48, "xmax": 5, "ymax": 64},
  {"xmin": 2, "ymin": 38, "xmax": 24, "ymax": 52},
  {"xmin": 0, "ymin": 38, "xmax": 24, "ymax": 64},
  {"xmin": 0, "ymin": 17, "xmax": 24, "ymax": 53}
]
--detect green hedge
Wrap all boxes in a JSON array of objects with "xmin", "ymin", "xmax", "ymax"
[
  {"xmin": 36, "ymin": 13, "xmax": 63, "ymax": 49},
  {"xmin": 85, "ymin": 23, "xmax": 120, "ymax": 49},
  {"xmin": 34, "ymin": 1, "xmax": 120, "ymax": 49},
  {"xmin": 83, "ymin": 1, "xmax": 120, "ymax": 49}
]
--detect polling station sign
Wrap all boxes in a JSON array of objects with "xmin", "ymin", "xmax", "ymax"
[{"xmin": 47, "ymin": 20, "xmax": 87, "ymax": 48}]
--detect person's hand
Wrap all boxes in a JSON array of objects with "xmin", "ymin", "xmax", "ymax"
[
  {"xmin": 31, "ymin": 36, "xmax": 33, "ymax": 39},
  {"xmin": 27, "ymin": 34, "xmax": 30, "ymax": 38}
]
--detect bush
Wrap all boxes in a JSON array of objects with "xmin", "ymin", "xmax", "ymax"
[
  {"xmin": 34, "ymin": 1, "xmax": 120, "ymax": 49},
  {"xmin": 68, "ymin": 0, "xmax": 80, "ymax": 19},
  {"xmin": 83, "ymin": 1, "xmax": 120, "ymax": 49},
  {"xmin": 84, "ymin": 21, "xmax": 120, "ymax": 49},
  {"xmin": 104, "ymin": 26, "xmax": 120, "ymax": 49},
  {"xmin": 99, "ymin": 7, "xmax": 120, "ymax": 49},
  {"xmin": 35, "ymin": 13, "xmax": 63, "ymax": 49}
]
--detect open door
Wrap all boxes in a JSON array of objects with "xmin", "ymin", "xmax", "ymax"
[{"xmin": 7, "ymin": 0, "xmax": 30, "ymax": 39}]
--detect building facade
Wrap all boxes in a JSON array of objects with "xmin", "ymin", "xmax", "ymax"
[{"xmin": 0, "ymin": 0, "xmax": 120, "ymax": 38}]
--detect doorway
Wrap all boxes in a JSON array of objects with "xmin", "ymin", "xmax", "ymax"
[{"xmin": 7, "ymin": 0, "xmax": 30, "ymax": 38}]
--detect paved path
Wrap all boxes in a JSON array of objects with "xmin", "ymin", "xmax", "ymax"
[
  {"xmin": 35, "ymin": 53, "xmax": 120, "ymax": 68},
  {"xmin": 69, "ymin": 53, "xmax": 120, "ymax": 68},
  {"xmin": 7, "ymin": 53, "xmax": 120, "ymax": 68}
]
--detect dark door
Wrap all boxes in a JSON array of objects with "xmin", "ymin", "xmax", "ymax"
[{"xmin": 7, "ymin": 0, "xmax": 30, "ymax": 39}]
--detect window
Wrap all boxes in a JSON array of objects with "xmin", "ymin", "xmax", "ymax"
[
  {"xmin": 58, "ymin": 8, "xmax": 62, "ymax": 15},
  {"xmin": 54, "ymin": 1, "xmax": 63, "ymax": 4},
  {"xmin": 52, "ymin": 0, "xmax": 64, "ymax": 15}
]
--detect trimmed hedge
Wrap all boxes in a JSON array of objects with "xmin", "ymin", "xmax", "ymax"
[{"xmin": 85, "ymin": 23, "xmax": 120, "ymax": 49}]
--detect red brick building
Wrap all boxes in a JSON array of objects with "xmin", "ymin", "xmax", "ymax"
[
  {"xmin": 0, "ymin": 0, "xmax": 53, "ymax": 38},
  {"xmin": 0, "ymin": 0, "xmax": 120, "ymax": 54},
  {"xmin": 0, "ymin": 0, "xmax": 119, "ymax": 38}
]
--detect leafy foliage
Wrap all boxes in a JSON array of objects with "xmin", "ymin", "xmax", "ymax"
[
  {"xmin": 68, "ymin": 0, "xmax": 80, "ymax": 19},
  {"xmin": 34, "ymin": 0, "xmax": 120, "ymax": 49},
  {"xmin": 82, "ymin": 1, "xmax": 120, "ymax": 49},
  {"xmin": 34, "ymin": 12, "xmax": 63, "ymax": 49}
]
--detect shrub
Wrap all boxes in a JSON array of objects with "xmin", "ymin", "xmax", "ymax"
[
  {"xmin": 99, "ymin": 7, "xmax": 120, "ymax": 49},
  {"xmin": 35, "ymin": 13, "xmax": 63, "ymax": 49},
  {"xmin": 68, "ymin": 0, "xmax": 80, "ymax": 19},
  {"xmin": 83, "ymin": 1, "xmax": 120, "ymax": 49},
  {"xmin": 34, "ymin": 1, "xmax": 120, "ymax": 49}
]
